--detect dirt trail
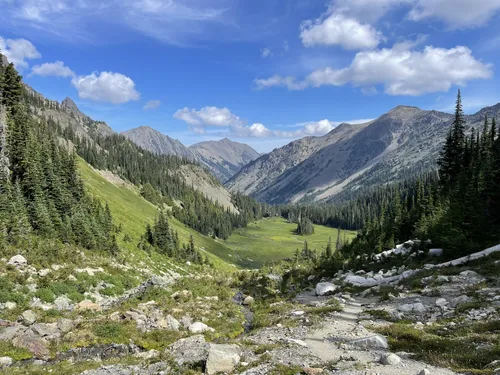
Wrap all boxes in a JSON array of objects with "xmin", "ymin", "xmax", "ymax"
[{"xmin": 295, "ymin": 289, "xmax": 460, "ymax": 375}]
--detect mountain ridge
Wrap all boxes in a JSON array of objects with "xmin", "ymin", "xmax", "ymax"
[
  {"xmin": 226, "ymin": 103, "xmax": 499, "ymax": 204},
  {"xmin": 122, "ymin": 125, "xmax": 260, "ymax": 182}
]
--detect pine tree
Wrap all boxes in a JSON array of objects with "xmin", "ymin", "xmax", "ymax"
[{"xmin": 326, "ymin": 237, "xmax": 333, "ymax": 258}]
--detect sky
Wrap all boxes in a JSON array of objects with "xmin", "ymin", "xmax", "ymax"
[{"xmin": 1, "ymin": 0, "xmax": 500, "ymax": 152}]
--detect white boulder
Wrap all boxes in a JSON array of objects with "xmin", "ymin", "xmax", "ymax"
[
  {"xmin": 7, "ymin": 255, "xmax": 27, "ymax": 268},
  {"xmin": 188, "ymin": 322, "xmax": 215, "ymax": 334},
  {"xmin": 315, "ymin": 282, "xmax": 337, "ymax": 296},
  {"xmin": 205, "ymin": 344, "xmax": 241, "ymax": 375}
]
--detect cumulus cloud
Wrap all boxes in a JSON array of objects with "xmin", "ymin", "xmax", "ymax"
[
  {"xmin": 261, "ymin": 48, "xmax": 272, "ymax": 58},
  {"xmin": 255, "ymin": 45, "xmax": 492, "ymax": 96},
  {"xmin": 328, "ymin": 0, "xmax": 500, "ymax": 28},
  {"xmin": 30, "ymin": 60, "xmax": 75, "ymax": 77},
  {"xmin": 0, "ymin": 36, "xmax": 41, "ymax": 70},
  {"xmin": 174, "ymin": 106, "xmax": 245, "ymax": 133},
  {"xmin": 71, "ymin": 71, "xmax": 140, "ymax": 104},
  {"xmin": 143, "ymin": 100, "xmax": 161, "ymax": 110},
  {"xmin": 300, "ymin": 12, "xmax": 383, "ymax": 50},
  {"xmin": 408, "ymin": 0, "xmax": 500, "ymax": 28}
]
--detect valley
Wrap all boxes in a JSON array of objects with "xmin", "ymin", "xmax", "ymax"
[{"xmin": 1, "ymin": 36, "xmax": 500, "ymax": 375}]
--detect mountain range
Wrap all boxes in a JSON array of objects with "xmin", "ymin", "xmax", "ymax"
[
  {"xmin": 122, "ymin": 126, "xmax": 260, "ymax": 182},
  {"xmin": 226, "ymin": 104, "xmax": 499, "ymax": 204}
]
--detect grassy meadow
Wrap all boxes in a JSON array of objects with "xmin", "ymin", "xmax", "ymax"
[
  {"xmin": 222, "ymin": 218, "xmax": 357, "ymax": 269},
  {"xmin": 79, "ymin": 159, "xmax": 355, "ymax": 270}
]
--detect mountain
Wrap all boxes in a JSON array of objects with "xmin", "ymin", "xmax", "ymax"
[
  {"xmin": 189, "ymin": 138, "xmax": 261, "ymax": 182},
  {"xmin": 227, "ymin": 104, "xmax": 499, "ymax": 204},
  {"xmin": 122, "ymin": 126, "xmax": 193, "ymax": 159},
  {"xmin": 122, "ymin": 126, "xmax": 260, "ymax": 181}
]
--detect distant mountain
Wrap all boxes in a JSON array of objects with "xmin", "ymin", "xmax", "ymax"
[
  {"xmin": 122, "ymin": 126, "xmax": 193, "ymax": 159},
  {"xmin": 189, "ymin": 138, "xmax": 260, "ymax": 182},
  {"xmin": 226, "ymin": 104, "xmax": 500, "ymax": 204},
  {"xmin": 122, "ymin": 126, "xmax": 260, "ymax": 182}
]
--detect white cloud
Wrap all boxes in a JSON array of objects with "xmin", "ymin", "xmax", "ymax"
[
  {"xmin": 408, "ymin": 0, "xmax": 500, "ymax": 28},
  {"xmin": 329, "ymin": 0, "xmax": 500, "ymax": 28},
  {"xmin": 256, "ymin": 45, "xmax": 493, "ymax": 96},
  {"xmin": 0, "ymin": 36, "xmax": 41, "ymax": 70},
  {"xmin": 261, "ymin": 48, "xmax": 272, "ymax": 58},
  {"xmin": 300, "ymin": 12, "xmax": 383, "ymax": 50},
  {"xmin": 174, "ymin": 106, "xmax": 244, "ymax": 133},
  {"xmin": 71, "ymin": 71, "xmax": 140, "ymax": 104},
  {"xmin": 143, "ymin": 100, "xmax": 161, "ymax": 110},
  {"xmin": 30, "ymin": 60, "xmax": 75, "ymax": 77}
]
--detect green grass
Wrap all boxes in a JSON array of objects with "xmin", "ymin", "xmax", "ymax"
[
  {"xmin": 222, "ymin": 218, "xmax": 357, "ymax": 268},
  {"xmin": 78, "ymin": 158, "xmax": 234, "ymax": 270}
]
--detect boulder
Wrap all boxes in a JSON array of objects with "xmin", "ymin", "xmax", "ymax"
[
  {"xmin": 243, "ymin": 296, "xmax": 255, "ymax": 306},
  {"xmin": 380, "ymin": 353, "xmax": 401, "ymax": 365},
  {"xmin": 435, "ymin": 298, "xmax": 448, "ymax": 307},
  {"xmin": 188, "ymin": 322, "xmax": 215, "ymax": 334},
  {"xmin": 398, "ymin": 303, "xmax": 427, "ymax": 313},
  {"xmin": 21, "ymin": 310, "xmax": 37, "ymax": 325},
  {"xmin": 0, "ymin": 357, "xmax": 13, "ymax": 368},
  {"xmin": 57, "ymin": 318, "xmax": 74, "ymax": 334},
  {"xmin": 75, "ymin": 300, "xmax": 101, "ymax": 312},
  {"xmin": 12, "ymin": 331, "xmax": 50, "ymax": 359},
  {"xmin": 417, "ymin": 370, "xmax": 430, "ymax": 375},
  {"xmin": 350, "ymin": 335, "xmax": 388, "ymax": 349},
  {"xmin": 315, "ymin": 282, "xmax": 337, "ymax": 296},
  {"xmin": 7, "ymin": 255, "xmax": 27, "ymax": 268},
  {"xmin": 205, "ymin": 344, "xmax": 241, "ymax": 375},
  {"xmin": 0, "ymin": 324, "xmax": 26, "ymax": 341},
  {"xmin": 54, "ymin": 295, "xmax": 72, "ymax": 311},
  {"xmin": 31, "ymin": 323, "xmax": 60, "ymax": 339},
  {"xmin": 158, "ymin": 315, "xmax": 181, "ymax": 331},
  {"xmin": 168, "ymin": 335, "xmax": 209, "ymax": 366},
  {"xmin": 180, "ymin": 315, "xmax": 193, "ymax": 328}
]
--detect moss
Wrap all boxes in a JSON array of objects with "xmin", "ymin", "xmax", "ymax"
[
  {"xmin": 35, "ymin": 287, "xmax": 56, "ymax": 303},
  {"xmin": 0, "ymin": 340, "xmax": 33, "ymax": 361},
  {"xmin": 365, "ymin": 309, "xmax": 392, "ymax": 321}
]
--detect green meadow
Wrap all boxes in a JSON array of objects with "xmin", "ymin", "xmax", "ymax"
[{"xmin": 79, "ymin": 158, "xmax": 355, "ymax": 270}]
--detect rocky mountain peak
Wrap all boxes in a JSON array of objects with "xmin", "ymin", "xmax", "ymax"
[
  {"xmin": 387, "ymin": 105, "xmax": 422, "ymax": 117},
  {"xmin": 61, "ymin": 97, "xmax": 80, "ymax": 113}
]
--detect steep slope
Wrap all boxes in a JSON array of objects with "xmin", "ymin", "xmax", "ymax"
[
  {"xmin": 225, "ymin": 121, "xmax": 370, "ymax": 199},
  {"xmin": 189, "ymin": 138, "xmax": 260, "ymax": 182},
  {"xmin": 122, "ymin": 125, "xmax": 193, "ymax": 159},
  {"xmin": 228, "ymin": 104, "xmax": 499, "ymax": 204}
]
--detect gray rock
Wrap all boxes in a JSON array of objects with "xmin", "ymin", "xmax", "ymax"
[
  {"xmin": 168, "ymin": 335, "xmax": 209, "ymax": 366},
  {"xmin": 21, "ymin": 310, "xmax": 37, "ymax": 325},
  {"xmin": 134, "ymin": 349, "xmax": 160, "ymax": 360},
  {"xmin": 4, "ymin": 302, "xmax": 16, "ymax": 310},
  {"xmin": 180, "ymin": 315, "xmax": 193, "ymax": 328},
  {"xmin": 7, "ymin": 255, "xmax": 27, "ymax": 268},
  {"xmin": 417, "ymin": 370, "xmax": 430, "ymax": 375},
  {"xmin": 188, "ymin": 322, "xmax": 214, "ymax": 334},
  {"xmin": 158, "ymin": 315, "xmax": 180, "ymax": 331},
  {"xmin": 380, "ymin": 352, "xmax": 401, "ymax": 365},
  {"xmin": 0, "ymin": 357, "xmax": 13, "ymax": 368},
  {"xmin": 398, "ymin": 302, "xmax": 427, "ymax": 313},
  {"xmin": 206, "ymin": 344, "xmax": 241, "ymax": 375},
  {"xmin": 57, "ymin": 318, "xmax": 74, "ymax": 333},
  {"xmin": 435, "ymin": 298, "xmax": 448, "ymax": 307},
  {"xmin": 428, "ymin": 248, "xmax": 443, "ymax": 257},
  {"xmin": 0, "ymin": 324, "xmax": 26, "ymax": 341},
  {"xmin": 350, "ymin": 334, "xmax": 388, "ymax": 349},
  {"xmin": 31, "ymin": 323, "xmax": 60, "ymax": 339},
  {"xmin": 451, "ymin": 295, "xmax": 470, "ymax": 307},
  {"xmin": 315, "ymin": 282, "xmax": 337, "ymax": 296},
  {"xmin": 54, "ymin": 295, "xmax": 72, "ymax": 310}
]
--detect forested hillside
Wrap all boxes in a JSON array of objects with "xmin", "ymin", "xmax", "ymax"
[{"xmin": 0, "ymin": 61, "xmax": 118, "ymax": 254}]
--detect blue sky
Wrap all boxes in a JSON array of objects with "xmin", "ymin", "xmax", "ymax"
[{"xmin": 1, "ymin": 0, "xmax": 500, "ymax": 152}]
